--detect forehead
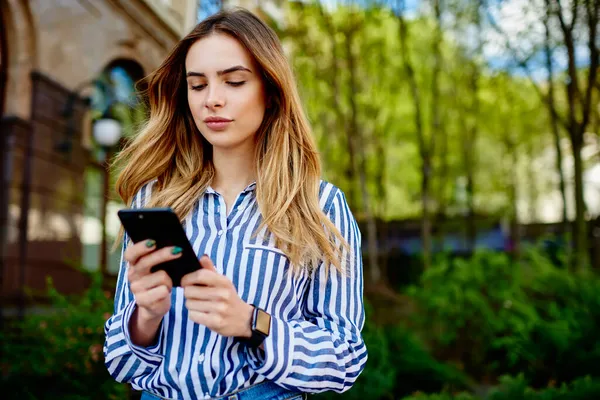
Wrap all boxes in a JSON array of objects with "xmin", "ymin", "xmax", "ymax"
[{"xmin": 185, "ymin": 33, "xmax": 255, "ymax": 73}]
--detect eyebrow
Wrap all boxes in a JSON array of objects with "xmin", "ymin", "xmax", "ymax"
[{"xmin": 186, "ymin": 65, "xmax": 252, "ymax": 78}]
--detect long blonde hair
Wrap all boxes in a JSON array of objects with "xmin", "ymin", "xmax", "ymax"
[{"xmin": 113, "ymin": 8, "xmax": 347, "ymax": 273}]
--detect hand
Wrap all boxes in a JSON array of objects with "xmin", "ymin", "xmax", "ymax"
[
  {"xmin": 181, "ymin": 255, "xmax": 253, "ymax": 338},
  {"xmin": 126, "ymin": 239, "xmax": 180, "ymax": 322}
]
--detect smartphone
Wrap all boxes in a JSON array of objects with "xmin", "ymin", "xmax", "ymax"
[{"xmin": 117, "ymin": 207, "xmax": 201, "ymax": 286}]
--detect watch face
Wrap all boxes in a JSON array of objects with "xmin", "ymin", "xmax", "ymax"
[{"xmin": 255, "ymin": 309, "xmax": 271, "ymax": 336}]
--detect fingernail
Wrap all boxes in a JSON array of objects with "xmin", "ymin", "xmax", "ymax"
[
  {"xmin": 171, "ymin": 246, "xmax": 183, "ymax": 255},
  {"xmin": 145, "ymin": 240, "xmax": 156, "ymax": 248}
]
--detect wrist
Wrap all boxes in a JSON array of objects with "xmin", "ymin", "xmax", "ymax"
[
  {"xmin": 130, "ymin": 307, "xmax": 163, "ymax": 348},
  {"xmin": 240, "ymin": 303, "xmax": 254, "ymax": 338},
  {"xmin": 137, "ymin": 306, "xmax": 164, "ymax": 325},
  {"xmin": 238, "ymin": 304, "xmax": 271, "ymax": 348}
]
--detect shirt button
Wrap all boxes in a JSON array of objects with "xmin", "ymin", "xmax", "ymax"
[
  {"xmin": 218, "ymin": 230, "xmax": 223, "ymax": 236},
  {"xmin": 198, "ymin": 353, "xmax": 205, "ymax": 364}
]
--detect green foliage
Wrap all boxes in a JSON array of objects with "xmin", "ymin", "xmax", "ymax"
[
  {"xmin": 313, "ymin": 302, "xmax": 396, "ymax": 400},
  {"xmin": 402, "ymin": 392, "xmax": 478, "ymax": 400},
  {"xmin": 283, "ymin": 1, "xmax": 554, "ymax": 221},
  {"xmin": 407, "ymin": 247, "xmax": 600, "ymax": 386},
  {"xmin": 314, "ymin": 303, "xmax": 468, "ymax": 400},
  {"xmin": 401, "ymin": 375, "xmax": 600, "ymax": 400},
  {"xmin": 0, "ymin": 273, "xmax": 125, "ymax": 400},
  {"xmin": 385, "ymin": 325, "xmax": 470, "ymax": 398},
  {"xmin": 488, "ymin": 375, "xmax": 600, "ymax": 400}
]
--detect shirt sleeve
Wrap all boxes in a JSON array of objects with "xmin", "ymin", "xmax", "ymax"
[
  {"xmin": 244, "ymin": 188, "xmax": 368, "ymax": 393},
  {"xmin": 103, "ymin": 181, "xmax": 165, "ymax": 387}
]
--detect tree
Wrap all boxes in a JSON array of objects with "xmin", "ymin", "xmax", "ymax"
[
  {"xmin": 396, "ymin": 0, "xmax": 437, "ymax": 269},
  {"xmin": 552, "ymin": 0, "xmax": 599, "ymax": 269},
  {"xmin": 485, "ymin": 0, "xmax": 599, "ymax": 269}
]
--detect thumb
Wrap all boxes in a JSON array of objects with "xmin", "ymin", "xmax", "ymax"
[{"xmin": 199, "ymin": 254, "xmax": 218, "ymax": 272}]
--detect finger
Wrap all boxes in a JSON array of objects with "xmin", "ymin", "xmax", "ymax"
[
  {"xmin": 183, "ymin": 286, "xmax": 228, "ymax": 301},
  {"xmin": 199, "ymin": 254, "xmax": 217, "ymax": 272},
  {"xmin": 135, "ymin": 285, "xmax": 171, "ymax": 307},
  {"xmin": 130, "ymin": 270, "xmax": 172, "ymax": 294},
  {"xmin": 134, "ymin": 246, "xmax": 183, "ymax": 275},
  {"xmin": 189, "ymin": 310, "xmax": 222, "ymax": 329},
  {"xmin": 181, "ymin": 268, "xmax": 226, "ymax": 287},
  {"xmin": 124, "ymin": 239, "xmax": 157, "ymax": 265},
  {"xmin": 185, "ymin": 299, "xmax": 219, "ymax": 314}
]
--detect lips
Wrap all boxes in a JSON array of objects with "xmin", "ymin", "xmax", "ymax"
[{"xmin": 203, "ymin": 116, "xmax": 232, "ymax": 132}]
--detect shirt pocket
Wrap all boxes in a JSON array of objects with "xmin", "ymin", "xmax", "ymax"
[
  {"xmin": 240, "ymin": 244, "xmax": 293, "ymax": 309},
  {"xmin": 243, "ymin": 243, "xmax": 288, "ymax": 257},
  {"xmin": 241, "ymin": 244, "xmax": 310, "ymax": 312}
]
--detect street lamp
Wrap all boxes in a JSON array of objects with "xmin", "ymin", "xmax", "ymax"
[
  {"xmin": 92, "ymin": 111, "xmax": 123, "ymax": 277},
  {"xmin": 93, "ymin": 113, "xmax": 123, "ymax": 163},
  {"xmin": 56, "ymin": 78, "xmax": 124, "ymax": 156},
  {"xmin": 57, "ymin": 78, "xmax": 125, "ymax": 276},
  {"xmin": 93, "ymin": 117, "xmax": 122, "ymax": 149}
]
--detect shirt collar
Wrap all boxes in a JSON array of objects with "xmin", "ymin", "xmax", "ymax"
[
  {"xmin": 242, "ymin": 181, "xmax": 257, "ymax": 193},
  {"xmin": 205, "ymin": 181, "xmax": 256, "ymax": 195}
]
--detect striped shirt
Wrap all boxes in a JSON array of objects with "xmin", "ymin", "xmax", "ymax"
[{"xmin": 103, "ymin": 180, "xmax": 367, "ymax": 399}]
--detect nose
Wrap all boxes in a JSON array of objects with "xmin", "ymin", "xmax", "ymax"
[{"xmin": 205, "ymin": 84, "xmax": 225, "ymax": 110}]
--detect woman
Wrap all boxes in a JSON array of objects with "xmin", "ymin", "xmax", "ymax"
[{"xmin": 103, "ymin": 8, "xmax": 367, "ymax": 400}]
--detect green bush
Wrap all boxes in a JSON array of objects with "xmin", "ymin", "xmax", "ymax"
[
  {"xmin": 406, "ymin": 248, "xmax": 600, "ymax": 386},
  {"xmin": 402, "ymin": 393, "xmax": 478, "ymax": 400},
  {"xmin": 401, "ymin": 375, "xmax": 600, "ymax": 400},
  {"xmin": 0, "ymin": 272, "xmax": 126, "ymax": 400},
  {"xmin": 314, "ymin": 301, "xmax": 397, "ymax": 400},
  {"xmin": 314, "ymin": 303, "xmax": 469, "ymax": 400},
  {"xmin": 514, "ymin": 254, "xmax": 600, "ymax": 386},
  {"xmin": 385, "ymin": 325, "xmax": 470, "ymax": 398},
  {"xmin": 407, "ymin": 251, "xmax": 537, "ymax": 380}
]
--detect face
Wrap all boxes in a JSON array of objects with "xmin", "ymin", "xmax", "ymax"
[{"xmin": 185, "ymin": 33, "xmax": 267, "ymax": 152}]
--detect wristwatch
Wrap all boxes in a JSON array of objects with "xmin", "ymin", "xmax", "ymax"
[{"xmin": 246, "ymin": 305, "xmax": 271, "ymax": 347}]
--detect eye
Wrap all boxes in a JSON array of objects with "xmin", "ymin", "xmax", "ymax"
[
  {"xmin": 227, "ymin": 81, "xmax": 246, "ymax": 87},
  {"xmin": 190, "ymin": 84, "xmax": 206, "ymax": 91}
]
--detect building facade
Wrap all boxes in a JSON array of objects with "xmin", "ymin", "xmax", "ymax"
[{"xmin": 0, "ymin": 0, "xmax": 197, "ymax": 314}]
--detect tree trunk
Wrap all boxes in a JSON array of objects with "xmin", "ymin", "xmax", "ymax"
[
  {"xmin": 526, "ymin": 139, "xmax": 539, "ymax": 222},
  {"xmin": 345, "ymin": 24, "xmax": 381, "ymax": 282},
  {"xmin": 572, "ymin": 132, "xmax": 588, "ymax": 269},
  {"xmin": 508, "ymin": 140, "xmax": 520, "ymax": 256},
  {"xmin": 551, "ymin": 0, "xmax": 598, "ymax": 269},
  {"xmin": 316, "ymin": 1, "xmax": 359, "ymax": 211},
  {"xmin": 465, "ymin": 1, "xmax": 482, "ymax": 252},
  {"xmin": 543, "ymin": 4, "xmax": 569, "ymax": 234},
  {"xmin": 397, "ymin": 0, "xmax": 433, "ymax": 269},
  {"xmin": 435, "ymin": 125, "xmax": 449, "ymax": 250},
  {"xmin": 430, "ymin": 0, "xmax": 443, "ymax": 253}
]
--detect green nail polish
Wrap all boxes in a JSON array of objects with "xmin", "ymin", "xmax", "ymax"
[
  {"xmin": 171, "ymin": 246, "xmax": 183, "ymax": 255},
  {"xmin": 145, "ymin": 240, "xmax": 156, "ymax": 248}
]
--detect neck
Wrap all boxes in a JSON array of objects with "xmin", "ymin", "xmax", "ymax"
[{"xmin": 211, "ymin": 144, "xmax": 257, "ymax": 195}]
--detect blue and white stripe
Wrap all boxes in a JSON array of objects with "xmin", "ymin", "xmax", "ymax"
[{"xmin": 103, "ymin": 180, "xmax": 367, "ymax": 399}]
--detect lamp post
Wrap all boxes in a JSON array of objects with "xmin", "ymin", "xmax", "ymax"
[
  {"xmin": 92, "ymin": 112, "xmax": 123, "ymax": 276},
  {"xmin": 55, "ymin": 78, "xmax": 124, "ymax": 276}
]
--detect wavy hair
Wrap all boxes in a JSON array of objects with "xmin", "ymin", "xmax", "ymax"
[{"xmin": 113, "ymin": 8, "xmax": 348, "ymax": 273}]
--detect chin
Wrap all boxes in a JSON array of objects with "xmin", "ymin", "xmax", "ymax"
[{"xmin": 206, "ymin": 136, "xmax": 253, "ymax": 151}]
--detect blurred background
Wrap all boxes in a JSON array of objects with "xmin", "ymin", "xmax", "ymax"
[{"xmin": 1, "ymin": 0, "xmax": 599, "ymax": 399}]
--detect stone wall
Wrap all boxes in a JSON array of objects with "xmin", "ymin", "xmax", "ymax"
[{"xmin": 0, "ymin": 0, "xmax": 197, "ymax": 308}]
